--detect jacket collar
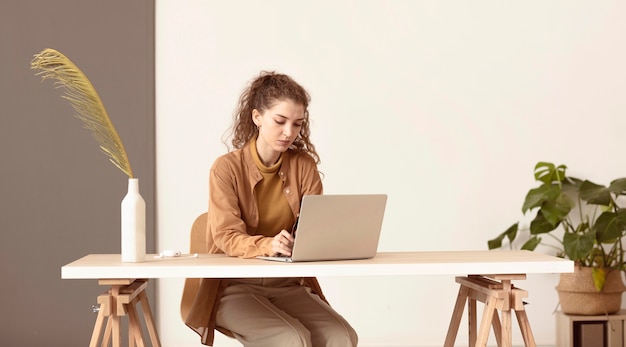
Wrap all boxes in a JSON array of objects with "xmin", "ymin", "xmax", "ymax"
[{"xmin": 241, "ymin": 140, "xmax": 292, "ymax": 188}]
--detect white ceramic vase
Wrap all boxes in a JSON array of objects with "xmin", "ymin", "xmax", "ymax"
[{"xmin": 121, "ymin": 178, "xmax": 146, "ymax": 262}]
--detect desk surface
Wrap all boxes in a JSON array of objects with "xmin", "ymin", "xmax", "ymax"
[{"xmin": 61, "ymin": 251, "xmax": 573, "ymax": 279}]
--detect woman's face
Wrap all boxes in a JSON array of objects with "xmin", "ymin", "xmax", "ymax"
[{"xmin": 252, "ymin": 99, "xmax": 305, "ymax": 165}]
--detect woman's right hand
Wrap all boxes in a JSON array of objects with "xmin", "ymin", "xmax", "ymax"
[{"xmin": 271, "ymin": 229, "xmax": 295, "ymax": 256}]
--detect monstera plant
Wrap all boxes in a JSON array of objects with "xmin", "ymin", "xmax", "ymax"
[{"xmin": 488, "ymin": 162, "xmax": 626, "ymax": 295}]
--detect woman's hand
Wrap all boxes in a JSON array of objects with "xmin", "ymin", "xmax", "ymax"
[{"xmin": 272, "ymin": 229, "xmax": 295, "ymax": 256}]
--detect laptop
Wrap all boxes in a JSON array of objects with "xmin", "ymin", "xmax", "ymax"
[{"xmin": 257, "ymin": 194, "xmax": 387, "ymax": 262}]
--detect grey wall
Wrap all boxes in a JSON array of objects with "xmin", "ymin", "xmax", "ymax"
[{"xmin": 0, "ymin": 1, "xmax": 155, "ymax": 345}]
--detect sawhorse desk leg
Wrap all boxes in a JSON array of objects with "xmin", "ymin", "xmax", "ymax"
[
  {"xmin": 444, "ymin": 274, "xmax": 536, "ymax": 347},
  {"xmin": 90, "ymin": 279, "xmax": 161, "ymax": 347}
]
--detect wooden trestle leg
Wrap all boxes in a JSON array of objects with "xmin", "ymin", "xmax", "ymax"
[
  {"xmin": 444, "ymin": 274, "xmax": 536, "ymax": 347},
  {"xmin": 89, "ymin": 279, "xmax": 161, "ymax": 347}
]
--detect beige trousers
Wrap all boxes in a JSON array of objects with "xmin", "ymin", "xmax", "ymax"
[{"xmin": 216, "ymin": 278, "xmax": 358, "ymax": 347}]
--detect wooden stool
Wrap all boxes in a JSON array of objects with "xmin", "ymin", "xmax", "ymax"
[
  {"xmin": 444, "ymin": 274, "xmax": 536, "ymax": 347},
  {"xmin": 90, "ymin": 279, "xmax": 161, "ymax": 347}
]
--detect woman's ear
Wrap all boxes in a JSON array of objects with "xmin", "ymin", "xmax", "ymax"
[{"xmin": 251, "ymin": 109, "xmax": 261, "ymax": 127}]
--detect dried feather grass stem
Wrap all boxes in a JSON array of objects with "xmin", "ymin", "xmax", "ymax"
[{"xmin": 31, "ymin": 48, "xmax": 134, "ymax": 178}]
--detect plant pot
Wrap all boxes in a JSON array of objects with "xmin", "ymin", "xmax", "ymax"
[{"xmin": 556, "ymin": 266, "xmax": 626, "ymax": 315}]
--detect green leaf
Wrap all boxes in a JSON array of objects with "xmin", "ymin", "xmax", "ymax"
[
  {"xmin": 522, "ymin": 184, "xmax": 561, "ymax": 214},
  {"xmin": 579, "ymin": 180, "xmax": 611, "ymax": 206},
  {"xmin": 488, "ymin": 223, "xmax": 518, "ymax": 249},
  {"xmin": 594, "ymin": 211, "xmax": 626, "ymax": 243},
  {"xmin": 534, "ymin": 162, "xmax": 567, "ymax": 185},
  {"xmin": 563, "ymin": 231, "xmax": 595, "ymax": 261},
  {"xmin": 592, "ymin": 267, "xmax": 606, "ymax": 292},
  {"xmin": 540, "ymin": 194, "xmax": 574, "ymax": 226},
  {"xmin": 529, "ymin": 211, "xmax": 560, "ymax": 235},
  {"xmin": 562, "ymin": 176, "xmax": 584, "ymax": 190},
  {"xmin": 607, "ymin": 178, "xmax": 626, "ymax": 196},
  {"xmin": 521, "ymin": 236, "xmax": 541, "ymax": 251}
]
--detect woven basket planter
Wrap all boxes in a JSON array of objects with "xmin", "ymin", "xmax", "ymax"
[{"xmin": 556, "ymin": 266, "xmax": 626, "ymax": 315}]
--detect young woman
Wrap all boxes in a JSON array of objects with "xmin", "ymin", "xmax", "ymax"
[{"xmin": 182, "ymin": 71, "xmax": 358, "ymax": 347}]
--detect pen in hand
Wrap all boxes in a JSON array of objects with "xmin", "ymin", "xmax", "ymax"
[
  {"xmin": 273, "ymin": 216, "xmax": 298, "ymax": 256},
  {"xmin": 291, "ymin": 215, "xmax": 299, "ymax": 238}
]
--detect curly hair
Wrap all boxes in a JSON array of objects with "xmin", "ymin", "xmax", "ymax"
[{"xmin": 224, "ymin": 71, "xmax": 320, "ymax": 164}]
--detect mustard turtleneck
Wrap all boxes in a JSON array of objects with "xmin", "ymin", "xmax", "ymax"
[{"xmin": 250, "ymin": 137, "xmax": 295, "ymax": 236}]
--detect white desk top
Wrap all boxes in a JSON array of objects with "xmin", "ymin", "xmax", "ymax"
[{"xmin": 61, "ymin": 251, "xmax": 573, "ymax": 279}]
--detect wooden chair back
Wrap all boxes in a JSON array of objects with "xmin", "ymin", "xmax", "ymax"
[{"xmin": 180, "ymin": 212, "xmax": 208, "ymax": 321}]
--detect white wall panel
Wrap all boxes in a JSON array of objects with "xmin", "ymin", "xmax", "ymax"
[{"xmin": 156, "ymin": 1, "xmax": 626, "ymax": 345}]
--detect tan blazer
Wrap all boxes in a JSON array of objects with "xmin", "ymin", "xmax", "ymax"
[{"xmin": 180, "ymin": 143, "xmax": 327, "ymax": 346}]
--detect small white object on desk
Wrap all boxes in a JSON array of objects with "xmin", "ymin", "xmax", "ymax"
[{"xmin": 154, "ymin": 250, "xmax": 198, "ymax": 258}]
